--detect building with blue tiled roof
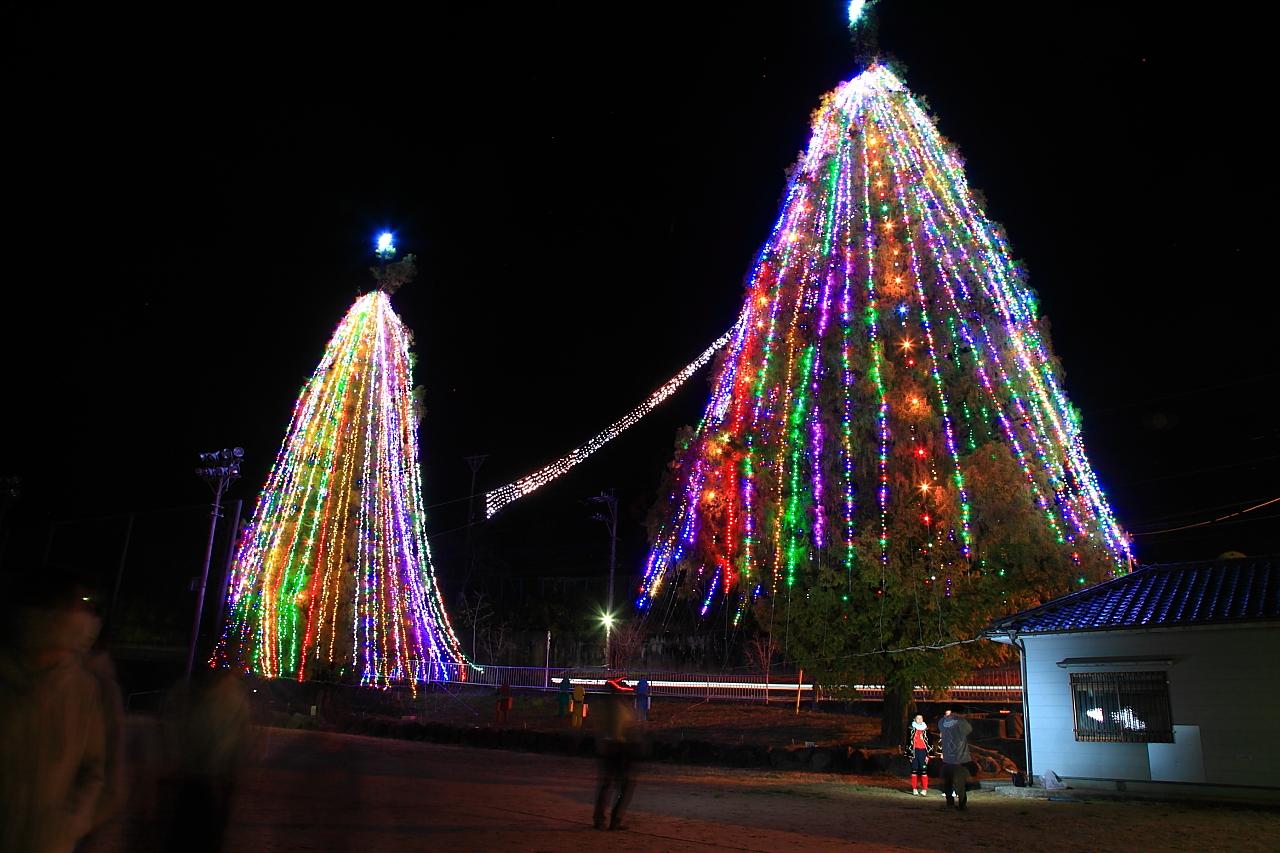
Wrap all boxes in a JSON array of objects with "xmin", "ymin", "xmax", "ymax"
[{"xmin": 986, "ymin": 555, "xmax": 1279, "ymax": 799}]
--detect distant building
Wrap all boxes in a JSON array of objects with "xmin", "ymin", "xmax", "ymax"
[{"xmin": 986, "ymin": 556, "xmax": 1279, "ymax": 799}]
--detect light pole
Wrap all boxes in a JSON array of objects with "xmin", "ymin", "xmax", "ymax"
[
  {"xmin": 588, "ymin": 489, "xmax": 618, "ymax": 668},
  {"xmin": 599, "ymin": 611, "xmax": 614, "ymax": 669},
  {"xmin": 461, "ymin": 453, "xmax": 488, "ymax": 600},
  {"xmin": 188, "ymin": 447, "xmax": 243, "ymax": 681}
]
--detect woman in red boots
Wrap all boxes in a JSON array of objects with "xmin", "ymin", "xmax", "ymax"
[{"xmin": 908, "ymin": 713, "xmax": 931, "ymax": 796}]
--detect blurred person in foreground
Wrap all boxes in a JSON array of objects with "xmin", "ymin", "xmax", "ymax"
[
  {"xmin": 0, "ymin": 573, "xmax": 109, "ymax": 853},
  {"xmin": 163, "ymin": 667, "xmax": 254, "ymax": 853},
  {"xmin": 593, "ymin": 678, "xmax": 645, "ymax": 831}
]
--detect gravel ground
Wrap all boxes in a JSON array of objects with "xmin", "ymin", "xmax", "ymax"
[{"xmin": 79, "ymin": 724, "xmax": 1280, "ymax": 853}]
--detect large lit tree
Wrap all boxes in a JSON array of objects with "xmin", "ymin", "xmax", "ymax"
[
  {"xmin": 215, "ymin": 238, "xmax": 467, "ymax": 687},
  {"xmin": 639, "ymin": 57, "xmax": 1131, "ymax": 739}
]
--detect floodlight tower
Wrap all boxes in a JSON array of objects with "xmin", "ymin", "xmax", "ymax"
[{"xmin": 188, "ymin": 446, "xmax": 243, "ymax": 681}]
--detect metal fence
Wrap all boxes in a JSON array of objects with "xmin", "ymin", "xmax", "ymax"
[{"xmin": 455, "ymin": 663, "xmax": 1022, "ymax": 705}]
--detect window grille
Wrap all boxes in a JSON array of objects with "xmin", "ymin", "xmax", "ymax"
[{"xmin": 1069, "ymin": 670, "xmax": 1173, "ymax": 743}]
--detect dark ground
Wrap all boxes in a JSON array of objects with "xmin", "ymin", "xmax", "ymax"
[{"xmin": 82, "ymin": 722, "xmax": 1280, "ymax": 853}]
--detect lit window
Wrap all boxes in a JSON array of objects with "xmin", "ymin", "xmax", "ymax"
[{"xmin": 1069, "ymin": 671, "xmax": 1173, "ymax": 743}]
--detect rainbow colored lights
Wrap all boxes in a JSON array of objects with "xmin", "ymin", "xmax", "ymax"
[
  {"xmin": 216, "ymin": 291, "xmax": 466, "ymax": 687},
  {"xmin": 639, "ymin": 65, "xmax": 1131, "ymax": 621}
]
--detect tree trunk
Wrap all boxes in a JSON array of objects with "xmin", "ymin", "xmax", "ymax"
[{"xmin": 879, "ymin": 670, "xmax": 913, "ymax": 746}]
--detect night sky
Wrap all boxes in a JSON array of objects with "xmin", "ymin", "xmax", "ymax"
[{"xmin": 3, "ymin": 2, "xmax": 1276, "ymax": 603}]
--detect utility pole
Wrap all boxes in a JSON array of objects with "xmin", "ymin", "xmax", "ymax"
[
  {"xmin": 461, "ymin": 454, "xmax": 488, "ymax": 601},
  {"xmin": 544, "ymin": 629, "xmax": 551, "ymax": 688},
  {"xmin": 188, "ymin": 447, "xmax": 242, "ymax": 682},
  {"xmin": 588, "ymin": 489, "xmax": 618, "ymax": 668}
]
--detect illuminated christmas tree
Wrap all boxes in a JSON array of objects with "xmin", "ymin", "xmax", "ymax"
[
  {"xmin": 216, "ymin": 236, "xmax": 467, "ymax": 687},
  {"xmin": 639, "ymin": 12, "xmax": 1131, "ymax": 718}
]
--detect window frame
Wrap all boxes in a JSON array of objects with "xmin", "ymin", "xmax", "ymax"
[{"xmin": 1068, "ymin": 670, "xmax": 1174, "ymax": 744}]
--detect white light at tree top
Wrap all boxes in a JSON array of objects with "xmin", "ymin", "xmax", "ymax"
[
  {"xmin": 376, "ymin": 232, "xmax": 395, "ymax": 257},
  {"xmin": 848, "ymin": 0, "xmax": 868, "ymax": 27}
]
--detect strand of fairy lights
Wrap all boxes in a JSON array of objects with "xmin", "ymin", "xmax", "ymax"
[
  {"xmin": 898, "ymin": 97, "xmax": 1122, "ymax": 558},
  {"xmin": 874, "ymin": 98, "xmax": 1080, "ymax": 550},
  {"xmin": 877, "ymin": 99, "xmax": 972, "ymax": 558},
  {"xmin": 484, "ymin": 313, "xmax": 747, "ymax": 519},
  {"xmin": 880, "ymin": 99, "xmax": 1121, "ymax": 560},
  {"xmin": 216, "ymin": 292, "xmax": 467, "ymax": 688},
  {"xmin": 638, "ymin": 63, "xmax": 1131, "ymax": 616}
]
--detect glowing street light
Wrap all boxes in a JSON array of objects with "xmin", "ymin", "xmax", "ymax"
[
  {"xmin": 589, "ymin": 489, "xmax": 619, "ymax": 668},
  {"xmin": 599, "ymin": 610, "xmax": 615, "ymax": 668}
]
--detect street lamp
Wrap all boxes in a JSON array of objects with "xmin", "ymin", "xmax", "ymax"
[
  {"xmin": 599, "ymin": 610, "xmax": 615, "ymax": 669},
  {"xmin": 188, "ymin": 447, "xmax": 243, "ymax": 681},
  {"xmin": 588, "ymin": 489, "xmax": 618, "ymax": 668}
]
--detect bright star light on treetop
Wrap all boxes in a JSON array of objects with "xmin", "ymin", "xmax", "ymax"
[
  {"xmin": 848, "ymin": 0, "xmax": 868, "ymax": 27},
  {"xmin": 375, "ymin": 231, "xmax": 395, "ymax": 259}
]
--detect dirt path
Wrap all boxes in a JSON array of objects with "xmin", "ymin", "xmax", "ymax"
[{"xmin": 85, "ymin": 726, "xmax": 1279, "ymax": 852}]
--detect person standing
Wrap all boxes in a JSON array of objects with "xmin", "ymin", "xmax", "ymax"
[
  {"xmin": 164, "ymin": 668, "xmax": 253, "ymax": 853},
  {"xmin": 634, "ymin": 678, "xmax": 650, "ymax": 723},
  {"xmin": 495, "ymin": 682, "xmax": 512, "ymax": 725},
  {"xmin": 556, "ymin": 677, "xmax": 572, "ymax": 720},
  {"xmin": 571, "ymin": 683, "xmax": 586, "ymax": 729},
  {"xmin": 0, "ymin": 574, "xmax": 108, "ymax": 853},
  {"xmin": 908, "ymin": 713, "xmax": 930, "ymax": 796},
  {"xmin": 937, "ymin": 708, "xmax": 973, "ymax": 810}
]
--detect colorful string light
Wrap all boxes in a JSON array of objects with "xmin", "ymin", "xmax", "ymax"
[
  {"xmin": 215, "ymin": 291, "xmax": 467, "ymax": 688},
  {"xmin": 639, "ymin": 65, "xmax": 1131, "ymax": 616},
  {"xmin": 484, "ymin": 318, "xmax": 745, "ymax": 518}
]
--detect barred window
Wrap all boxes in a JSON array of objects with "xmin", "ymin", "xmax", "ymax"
[{"xmin": 1070, "ymin": 671, "xmax": 1173, "ymax": 743}]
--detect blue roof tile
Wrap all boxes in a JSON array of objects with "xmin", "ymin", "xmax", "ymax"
[{"xmin": 988, "ymin": 556, "xmax": 1280, "ymax": 635}]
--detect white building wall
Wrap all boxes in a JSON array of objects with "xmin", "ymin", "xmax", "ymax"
[{"xmin": 1021, "ymin": 624, "xmax": 1277, "ymax": 789}]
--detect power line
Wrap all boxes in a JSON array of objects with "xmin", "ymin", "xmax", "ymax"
[
  {"xmin": 1125, "ymin": 493, "xmax": 1278, "ymax": 527},
  {"xmin": 773, "ymin": 635, "xmax": 986, "ymax": 669},
  {"xmin": 1134, "ymin": 512, "xmax": 1280, "ymax": 536},
  {"xmin": 1131, "ymin": 495, "xmax": 1280, "ymax": 537}
]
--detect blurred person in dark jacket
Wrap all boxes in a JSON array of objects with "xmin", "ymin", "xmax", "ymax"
[
  {"xmin": 0, "ymin": 573, "xmax": 108, "ymax": 853},
  {"xmin": 164, "ymin": 667, "xmax": 253, "ymax": 853},
  {"xmin": 83, "ymin": 647, "xmax": 128, "ymax": 827},
  {"xmin": 593, "ymin": 679, "xmax": 644, "ymax": 831}
]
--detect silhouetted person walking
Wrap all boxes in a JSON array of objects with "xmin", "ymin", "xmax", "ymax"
[
  {"xmin": 938, "ymin": 708, "xmax": 973, "ymax": 810},
  {"xmin": 593, "ymin": 679, "xmax": 640, "ymax": 831},
  {"xmin": 164, "ymin": 669, "xmax": 252, "ymax": 853}
]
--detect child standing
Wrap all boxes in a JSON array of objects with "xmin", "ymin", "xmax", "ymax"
[
  {"xmin": 572, "ymin": 683, "xmax": 587, "ymax": 729},
  {"xmin": 556, "ymin": 677, "xmax": 573, "ymax": 719},
  {"xmin": 909, "ymin": 713, "xmax": 930, "ymax": 796}
]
